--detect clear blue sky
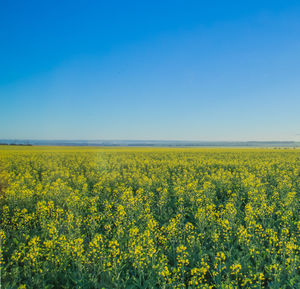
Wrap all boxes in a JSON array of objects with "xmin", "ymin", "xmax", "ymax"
[{"xmin": 1, "ymin": 0, "xmax": 300, "ymax": 141}]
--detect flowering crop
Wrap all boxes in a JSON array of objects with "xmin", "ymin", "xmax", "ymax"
[{"xmin": 0, "ymin": 146, "xmax": 299, "ymax": 288}]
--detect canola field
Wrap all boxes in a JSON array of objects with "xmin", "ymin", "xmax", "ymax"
[{"xmin": 0, "ymin": 146, "xmax": 299, "ymax": 289}]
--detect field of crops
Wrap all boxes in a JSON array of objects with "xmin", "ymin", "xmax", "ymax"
[{"xmin": 0, "ymin": 146, "xmax": 299, "ymax": 288}]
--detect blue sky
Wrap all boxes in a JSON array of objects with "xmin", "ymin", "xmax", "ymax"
[{"xmin": 1, "ymin": 0, "xmax": 300, "ymax": 141}]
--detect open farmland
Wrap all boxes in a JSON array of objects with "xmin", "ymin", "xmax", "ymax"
[{"xmin": 0, "ymin": 146, "xmax": 299, "ymax": 288}]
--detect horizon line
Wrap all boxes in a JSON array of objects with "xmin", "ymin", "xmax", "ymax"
[{"xmin": 0, "ymin": 139, "xmax": 299, "ymax": 143}]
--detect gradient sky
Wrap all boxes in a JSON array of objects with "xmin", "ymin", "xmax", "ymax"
[{"xmin": 1, "ymin": 0, "xmax": 300, "ymax": 141}]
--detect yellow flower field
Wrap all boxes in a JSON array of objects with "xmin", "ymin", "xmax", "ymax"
[{"xmin": 0, "ymin": 146, "xmax": 299, "ymax": 288}]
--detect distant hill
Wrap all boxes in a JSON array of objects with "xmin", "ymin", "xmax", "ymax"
[{"xmin": 1, "ymin": 139, "xmax": 300, "ymax": 147}]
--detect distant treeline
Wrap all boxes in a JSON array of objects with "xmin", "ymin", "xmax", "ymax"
[{"xmin": 0, "ymin": 143, "xmax": 32, "ymax": 146}]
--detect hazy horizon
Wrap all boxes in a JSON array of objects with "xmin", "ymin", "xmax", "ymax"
[{"xmin": 1, "ymin": 139, "xmax": 300, "ymax": 146}]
